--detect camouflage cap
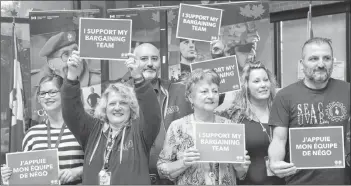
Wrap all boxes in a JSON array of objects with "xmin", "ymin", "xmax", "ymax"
[{"xmin": 39, "ymin": 31, "xmax": 76, "ymax": 57}]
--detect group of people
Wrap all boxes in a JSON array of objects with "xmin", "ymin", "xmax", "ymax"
[{"xmin": 1, "ymin": 36, "xmax": 350, "ymax": 185}]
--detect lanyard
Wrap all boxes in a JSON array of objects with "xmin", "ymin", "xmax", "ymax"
[
  {"xmin": 240, "ymin": 115, "xmax": 272, "ymax": 143},
  {"xmin": 47, "ymin": 121, "xmax": 66, "ymax": 149},
  {"xmin": 102, "ymin": 127, "xmax": 126, "ymax": 170}
]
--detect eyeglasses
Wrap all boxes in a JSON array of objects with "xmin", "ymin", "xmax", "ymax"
[
  {"xmin": 51, "ymin": 48, "xmax": 78, "ymax": 63},
  {"xmin": 38, "ymin": 90, "xmax": 59, "ymax": 98},
  {"xmin": 60, "ymin": 51, "xmax": 73, "ymax": 63}
]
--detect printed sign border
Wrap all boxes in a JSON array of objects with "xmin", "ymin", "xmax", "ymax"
[
  {"xmin": 78, "ymin": 17, "xmax": 132, "ymax": 61},
  {"xmin": 6, "ymin": 148, "xmax": 60, "ymax": 184},
  {"xmin": 289, "ymin": 126, "xmax": 345, "ymax": 169},
  {"xmin": 194, "ymin": 122, "xmax": 246, "ymax": 163},
  {"xmin": 190, "ymin": 55, "xmax": 241, "ymax": 94},
  {"xmin": 176, "ymin": 3, "xmax": 223, "ymax": 42}
]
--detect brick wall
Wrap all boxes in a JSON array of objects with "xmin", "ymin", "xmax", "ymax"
[{"xmin": 269, "ymin": 1, "xmax": 343, "ymax": 13}]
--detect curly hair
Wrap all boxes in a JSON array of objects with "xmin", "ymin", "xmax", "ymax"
[
  {"xmin": 233, "ymin": 61, "xmax": 278, "ymax": 121},
  {"xmin": 184, "ymin": 68, "xmax": 221, "ymax": 102},
  {"xmin": 94, "ymin": 82, "xmax": 139, "ymax": 125}
]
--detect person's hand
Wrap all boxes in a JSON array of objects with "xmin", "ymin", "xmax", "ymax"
[
  {"xmin": 181, "ymin": 148, "xmax": 200, "ymax": 167},
  {"xmin": 1, "ymin": 165, "xmax": 12, "ymax": 185},
  {"xmin": 241, "ymin": 150, "xmax": 251, "ymax": 169},
  {"xmin": 66, "ymin": 50, "xmax": 84, "ymax": 81},
  {"xmin": 269, "ymin": 160, "xmax": 297, "ymax": 178},
  {"xmin": 210, "ymin": 39, "xmax": 221, "ymax": 46},
  {"xmin": 124, "ymin": 53, "xmax": 143, "ymax": 79},
  {"xmin": 59, "ymin": 168, "xmax": 80, "ymax": 184}
]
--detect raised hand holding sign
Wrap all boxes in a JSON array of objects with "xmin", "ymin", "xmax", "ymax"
[
  {"xmin": 124, "ymin": 53, "xmax": 144, "ymax": 81},
  {"xmin": 67, "ymin": 50, "xmax": 84, "ymax": 81}
]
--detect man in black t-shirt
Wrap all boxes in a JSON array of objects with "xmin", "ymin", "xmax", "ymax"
[
  {"xmin": 268, "ymin": 37, "xmax": 350, "ymax": 185},
  {"xmin": 87, "ymin": 87, "xmax": 100, "ymax": 109}
]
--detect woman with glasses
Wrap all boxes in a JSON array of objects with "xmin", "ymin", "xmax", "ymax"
[
  {"xmin": 219, "ymin": 62, "xmax": 284, "ymax": 185},
  {"xmin": 60, "ymin": 51, "xmax": 161, "ymax": 185},
  {"xmin": 157, "ymin": 69, "xmax": 250, "ymax": 185},
  {"xmin": 31, "ymin": 31, "xmax": 101, "ymax": 128},
  {"xmin": 1, "ymin": 74, "xmax": 84, "ymax": 185}
]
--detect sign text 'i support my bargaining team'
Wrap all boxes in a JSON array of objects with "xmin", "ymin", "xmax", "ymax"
[
  {"xmin": 176, "ymin": 3, "xmax": 223, "ymax": 42},
  {"xmin": 195, "ymin": 123, "xmax": 246, "ymax": 163},
  {"xmin": 79, "ymin": 18, "xmax": 132, "ymax": 61},
  {"xmin": 190, "ymin": 55, "xmax": 241, "ymax": 94}
]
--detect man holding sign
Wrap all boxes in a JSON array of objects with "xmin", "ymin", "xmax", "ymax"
[{"xmin": 268, "ymin": 37, "xmax": 350, "ymax": 185}]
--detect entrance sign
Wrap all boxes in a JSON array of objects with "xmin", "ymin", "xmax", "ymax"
[
  {"xmin": 176, "ymin": 3, "xmax": 223, "ymax": 42},
  {"xmin": 195, "ymin": 123, "xmax": 245, "ymax": 163},
  {"xmin": 6, "ymin": 149, "xmax": 60, "ymax": 185},
  {"xmin": 190, "ymin": 56, "xmax": 241, "ymax": 93},
  {"xmin": 289, "ymin": 126, "xmax": 345, "ymax": 169},
  {"xmin": 79, "ymin": 18, "xmax": 132, "ymax": 61}
]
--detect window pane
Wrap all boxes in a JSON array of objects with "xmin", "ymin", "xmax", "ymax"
[
  {"xmin": 281, "ymin": 13, "xmax": 346, "ymax": 87},
  {"xmin": 1, "ymin": 22, "xmax": 30, "ymax": 163},
  {"xmin": 2, "ymin": 1, "xmax": 73, "ymax": 18}
]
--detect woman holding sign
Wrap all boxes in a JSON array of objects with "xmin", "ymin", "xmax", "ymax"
[
  {"xmin": 220, "ymin": 62, "xmax": 285, "ymax": 185},
  {"xmin": 157, "ymin": 69, "xmax": 250, "ymax": 185},
  {"xmin": 60, "ymin": 51, "xmax": 161, "ymax": 185},
  {"xmin": 1, "ymin": 74, "xmax": 84, "ymax": 185}
]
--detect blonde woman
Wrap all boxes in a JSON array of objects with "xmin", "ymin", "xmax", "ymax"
[
  {"xmin": 60, "ymin": 51, "xmax": 161, "ymax": 185},
  {"xmin": 220, "ymin": 62, "xmax": 284, "ymax": 185}
]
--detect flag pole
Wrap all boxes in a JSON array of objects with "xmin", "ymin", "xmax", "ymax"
[
  {"xmin": 308, "ymin": 1, "xmax": 313, "ymax": 39},
  {"xmin": 7, "ymin": 16, "xmax": 16, "ymax": 153}
]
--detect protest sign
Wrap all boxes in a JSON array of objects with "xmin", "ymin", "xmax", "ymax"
[
  {"xmin": 176, "ymin": 3, "xmax": 222, "ymax": 42},
  {"xmin": 195, "ymin": 123, "xmax": 245, "ymax": 163},
  {"xmin": 190, "ymin": 55, "xmax": 240, "ymax": 93},
  {"xmin": 6, "ymin": 149, "xmax": 60, "ymax": 184},
  {"xmin": 289, "ymin": 126, "xmax": 345, "ymax": 169},
  {"xmin": 79, "ymin": 18, "xmax": 132, "ymax": 60}
]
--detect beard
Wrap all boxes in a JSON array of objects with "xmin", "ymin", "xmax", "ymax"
[
  {"xmin": 142, "ymin": 68, "xmax": 158, "ymax": 81},
  {"xmin": 185, "ymin": 56, "xmax": 196, "ymax": 61},
  {"xmin": 303, "ymin": 66, "xmax": 333, "ymax": 83}
]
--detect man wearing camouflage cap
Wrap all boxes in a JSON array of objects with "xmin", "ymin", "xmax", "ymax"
[{"xmin": 31, "ymin": 31, "xmax": 101, "ymax": 123}]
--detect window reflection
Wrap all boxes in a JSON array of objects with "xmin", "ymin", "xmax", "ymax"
[{"xmin": 281, "ymin": 13, "xmax": 346, "ymax": 87}]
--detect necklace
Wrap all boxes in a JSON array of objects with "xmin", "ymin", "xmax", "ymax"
[
  {"xmin": 252, "ymin": 113, "xmax": 272, "ymax": 142},
  {"xmin": 244, "ymin": 104, "xmax": 273, "ymax": 142}
]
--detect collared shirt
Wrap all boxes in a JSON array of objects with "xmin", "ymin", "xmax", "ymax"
[
  {"xmin": 153, "ymin": 79, "xmax": 163, "ymax": 106},
  {"xmin": 149, "ymin": 79, "xmax": 168, "ymax": 176}
]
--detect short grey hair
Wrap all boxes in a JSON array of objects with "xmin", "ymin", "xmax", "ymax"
[
  {"xmin": 301, "ymin": 37, "xmax": 333, "ymax": 59},
  {"xmin": 184, "ymin": 68, "xmax": 221, "ymax": 102}
]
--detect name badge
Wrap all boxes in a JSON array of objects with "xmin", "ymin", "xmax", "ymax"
[
  {"xmin": 264, "ymin": 156, "xmax": 274, "ymax": 176},
  {"xmin": 99, "ymin": 169, "xmax": 111, "ymax": 185}
]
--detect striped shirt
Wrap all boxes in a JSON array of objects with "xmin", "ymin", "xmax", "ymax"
[{"xmin": 22, "ymin": 124, "xmax": 84, "ymax": 184}]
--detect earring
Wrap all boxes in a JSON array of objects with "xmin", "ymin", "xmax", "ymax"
[{"xmin": 37, "ymin": 109, "xmax": 47, "ymax": 117}]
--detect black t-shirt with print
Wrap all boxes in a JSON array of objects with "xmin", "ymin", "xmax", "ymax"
[{"xmin": 269, "ymin": 78, "xmax": 350, "ymax": 185}]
